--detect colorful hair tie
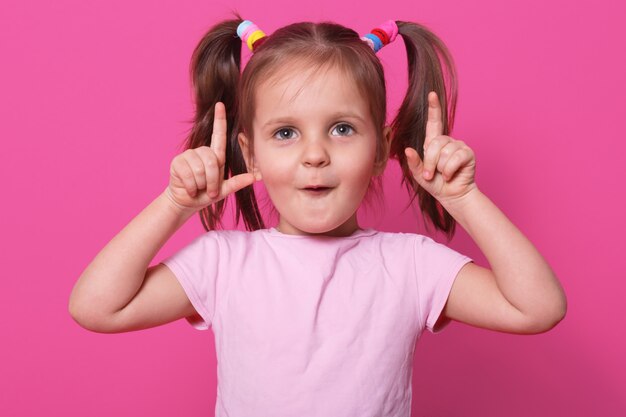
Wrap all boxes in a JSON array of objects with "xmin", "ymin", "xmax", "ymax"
[
  {"xmin": 361, "ymin": 20, "xmax": 399, "ymax": 53},
  {"xmin": 237, "ymin": 20, "xmax": 267, "ymax": 52}
]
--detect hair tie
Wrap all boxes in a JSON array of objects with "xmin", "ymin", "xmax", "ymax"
[
  {"xmin": 361, "ymin": 20, "xmax": 398, "ymax": 53},
  {"xmin": 237, "ymin": 20, "xmax": 267, "ymax": 52}
]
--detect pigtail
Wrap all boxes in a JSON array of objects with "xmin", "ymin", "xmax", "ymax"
[
  {"xmin": 389, "ymin": 20, "xmax": 459, "ymax": 240},
  {"xmin": 184, "ymin": 12, "xmax": 265, "ymax": 231}
]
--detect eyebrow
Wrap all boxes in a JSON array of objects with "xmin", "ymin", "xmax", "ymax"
[{"xmin": 262, "ymin": 112, "xmax": 366, "ymax": 128}]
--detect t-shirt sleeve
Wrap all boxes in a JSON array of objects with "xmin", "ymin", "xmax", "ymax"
[
  {"xmin": 159, "ymin": 231, "xmax": 224, "ymax": 331},
  {"xmin": 414, "ymin": 234, "xmax": 473, "ymax": 334}
]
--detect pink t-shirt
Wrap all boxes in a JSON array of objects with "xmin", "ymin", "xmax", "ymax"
[{"xmin": 160, "ymin": 227, "xmax": 473, "ymax": 417}]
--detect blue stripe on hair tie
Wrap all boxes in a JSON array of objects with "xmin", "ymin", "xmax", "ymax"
[
  {"xmin": 237, "ymin": 20, "xmax": 253, "ymax": 38},
  {"xmin": 364, "ymin": 33, "xmax": 383, "ymax": 52}
]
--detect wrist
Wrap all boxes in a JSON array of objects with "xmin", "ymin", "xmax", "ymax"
[
  {"xmin": 440, "ymin": 185, "xmax": 483, "ymax": 217},
  {"xmin": 160, "ymin": 188, "xmax": 197, "ymax": 219}
]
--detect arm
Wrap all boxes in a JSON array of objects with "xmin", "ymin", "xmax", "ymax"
[
  {"xmin": 69, "ymin": 103, "xmax": 255, "ymax": 333},
  {"xmin": 441, "ymin": 188, "xmax": 567, "ymax": 333},
  {"xmin": 405, "ymin": 91, "xmax": 567, "ymax": 334},
  {"xmin": 68, "ymin": 190, "xmax": 196, "ymax": 331}
]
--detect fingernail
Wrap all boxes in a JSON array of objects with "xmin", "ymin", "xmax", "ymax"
[{"xmin": 423, "ymin": 170, "xmax": 430, "ymax": 179}]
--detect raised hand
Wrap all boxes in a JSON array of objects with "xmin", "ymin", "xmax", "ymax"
[
  {"xmin": 165, "ymin": 102, "xmax": 258, "ymax": 214},
  {"xmin": 404, "ymin": 91, "xmax": 478, "ymax": 207}
]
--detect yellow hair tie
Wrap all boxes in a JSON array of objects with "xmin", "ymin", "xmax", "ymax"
[{"xmin": 246, "ymin": 30, "xmax": 266, "ymax": 52}]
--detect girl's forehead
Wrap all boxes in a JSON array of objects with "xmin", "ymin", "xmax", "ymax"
[{"xmin": 257, "ymin": 66, "xmax": 361, "ymax": 105}]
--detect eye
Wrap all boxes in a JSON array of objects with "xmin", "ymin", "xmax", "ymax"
[
  {"xmin": 332, "ymin": 123, "xmax": 355, "ymax": 136},
  {"xmin": 272, "ymin": 127, "xmax": 297, "ymax": 141}
]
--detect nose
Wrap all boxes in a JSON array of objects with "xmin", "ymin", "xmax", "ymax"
[{"xmin": 302, "ymin": 137, "xmax": 330, "ymax": 168}]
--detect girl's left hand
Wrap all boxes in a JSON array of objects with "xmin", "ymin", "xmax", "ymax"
[{"xmin": 404, "ymin": 91, "xmax": 479, "ymax": 207}]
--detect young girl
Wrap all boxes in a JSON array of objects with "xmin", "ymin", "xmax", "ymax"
[{"xmin": 69, "ymin": 13, "xmax": 567, "ymax": 416}]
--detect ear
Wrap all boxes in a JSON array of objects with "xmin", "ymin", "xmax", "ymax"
[
  {"xmin": 373, "ymin": 126, "xmax": 392, "ymax": 177},
  {"xmin": 238, "ymin": 132, "xmax": 262, "ymax": 180}
]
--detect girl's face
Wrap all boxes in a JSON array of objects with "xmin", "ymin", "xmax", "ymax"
[{"xmin": 238, "ymin": 66, "xmax": 391, "ymax": 237}]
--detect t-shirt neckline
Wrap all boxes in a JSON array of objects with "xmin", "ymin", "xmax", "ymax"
[{"xmin": 266, "ymin": 227, "xmax": 378, "ymax": 239}]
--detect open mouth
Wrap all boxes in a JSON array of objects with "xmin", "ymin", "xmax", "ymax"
[{"xmin": 302, "ymin": 187, "xmax": 333, "ymax": 195}]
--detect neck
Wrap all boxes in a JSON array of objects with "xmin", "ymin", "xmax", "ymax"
[{"xmin": 276, "ymin": 215, "xmax": 360, "ymax": 237}]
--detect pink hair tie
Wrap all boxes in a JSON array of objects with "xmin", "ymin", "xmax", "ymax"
[
  {"xmin": 378, "ymin": 20, "xmax": 399, "ymax": 43},
  {"xmin": 361, "ymin": 20, "xmax": 399, "ymax": 53}
]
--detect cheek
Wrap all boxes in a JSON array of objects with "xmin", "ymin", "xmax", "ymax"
[
  {"xmin": 263, "ymin": 167, "xmax": 292, "ymax": 188},
  {"xmin": 340, "ymin": 141, "xmax": 378, "ymax": 180},
  {"xmin": 345, "ymin": 163, "xmax": 375, "ymax": 188},
  {"xmin": 255, "ymin": 148, "xmax": 294, "ymax": 187}
]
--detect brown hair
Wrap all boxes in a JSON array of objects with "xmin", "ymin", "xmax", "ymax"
[{"xmin": 179, "ymin": 11, "xmax": 459, "ymax": 239}]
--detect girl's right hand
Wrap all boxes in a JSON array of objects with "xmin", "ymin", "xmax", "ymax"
[{"xmin": 165, "ymin": 102, "xmax": 258, "ymax": 214}]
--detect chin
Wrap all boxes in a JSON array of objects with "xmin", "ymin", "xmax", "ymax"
[
  {"xmin": 298, "ymin": 224, "xmax": 334, "ymax": 235},
  {"xmin": 304, "ymin": 219, "xmax": 354, "ymax": 235},
  {"xmin": 282, "ymin": 219, "xmax": 336, "ymax": 235}
]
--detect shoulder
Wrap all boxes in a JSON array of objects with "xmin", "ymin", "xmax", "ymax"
[
  {"xmin": 366, "ymin": 231, "xmax": 469, "ymax": 267},
  {"xmin": 204, "ymin": 228, "xmax": 269, "ymax": 250},
  {"xmin": 201, "ymin": 228, "xmax": 261, "ymax": 241},
  {"xmin": 370, "ymin": 230, "xmax": 432, "ymax": 246},
  {"xmin": 356, "ymin": 230, "xmax": 425, "ymax": 257},
  {"xmin": 393, "ymin": 231, "xmax": 472, "ymax": 269},
  {"xmin": 178, "ymin": 229, "xmax": 257, "ymax": 253}
]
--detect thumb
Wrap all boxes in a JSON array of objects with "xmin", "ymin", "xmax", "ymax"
[{"xmin": 221, "ymin": 172, "xmax": 258, "ymax": 197}]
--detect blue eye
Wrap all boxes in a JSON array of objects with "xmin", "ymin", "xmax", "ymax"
[
  {"xmin": 332, "ymin": 123, "xmax": 355, "ymax": 136},
  {"xmin": 273, "ymin": 128, "xmax": 296, "ymax": 141},
  {"xmin": 271, "ymin": 123, "xmax": 356, "ymax": 141}
]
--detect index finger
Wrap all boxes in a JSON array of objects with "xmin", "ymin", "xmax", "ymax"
[
  {"xmin": 210, "ymin": 102, "xmax": 227, "ymax": 164},
  {"xmin": 424, "ymin": 91, "xmax": 443, "ymax": 148}
]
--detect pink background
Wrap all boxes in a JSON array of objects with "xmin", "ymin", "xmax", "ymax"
[{"xmin": 1, "ymin": 0, "xmax": 624, "ymax": 415}]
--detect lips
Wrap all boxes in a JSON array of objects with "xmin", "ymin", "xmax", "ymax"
[
  {"xmin": 301, "ymin": 185, "xmax": 333, "ymax": 196},
  {"xmin": 304, "ymin": 186, "xmax": 331, "ymax": 190}
]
